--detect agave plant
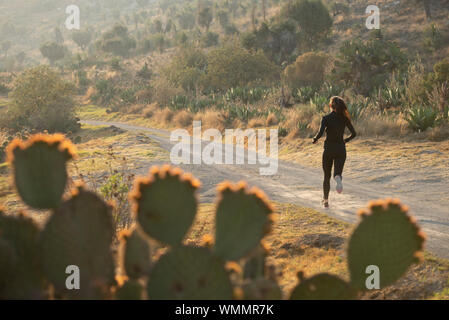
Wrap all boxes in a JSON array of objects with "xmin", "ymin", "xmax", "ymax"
[{"xmin": 405, "ymin": 106, "xmax": 439, "ymax": 132}]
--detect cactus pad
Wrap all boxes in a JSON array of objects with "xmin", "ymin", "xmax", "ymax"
[
  {"xmin": 290, "ymin": 273, "xmax": 356, "ymax": 300},
  {"xmin": 115, "ymin": 279, "xmax": 144, "ymax": 300},
  {"xmin": 119, "ymin": 227, "xmax": 151, "ymax": 280},
  {"xmin": 214, "ymin": 182, "xmax": 275, "ymax": 261},
  {"xmin": 146, "ymin": 246, "xmax": 233, "ymax": 300},
  {"xmin": 0, "ymin": 211, "xmax": 45, "ymax": 299},
  {"xmin": 242, "ymin": 278, "xmax": 283, "ymax": 300},
  {"xmin": 347, "ymin": 199, "xmax": 425, "ymax": 290},
  {"xmin": 243, "ymin": 243, "xmax": 269, "ymax": 280},
  {"xmin": 7, "ymin": 134, "xmax": 75, "ymax": 209},
  {"xmin": 39, "ymin": 186, "xmax": 115, "ymax": 299},
  {"xmin": 130, "ymin": 165, "xmax": 200, "ymax": 246}
]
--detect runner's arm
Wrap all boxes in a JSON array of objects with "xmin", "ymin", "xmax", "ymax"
[
  {"xmin": 313, "ymin": 117, "xmax": 326, "ymax": 143},
  {"xmin": 344, "ymin": 120, "xmax": 357, "ymax": 143}
]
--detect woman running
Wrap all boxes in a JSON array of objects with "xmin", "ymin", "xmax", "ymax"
[{"xmin": 313, "ymin": 96, "xmax": 357, "ymax": 208}]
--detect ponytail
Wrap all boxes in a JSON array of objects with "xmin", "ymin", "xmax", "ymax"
[{"xmin": 330, "ymin": 96, "xmax": 351, "ymax": 123}]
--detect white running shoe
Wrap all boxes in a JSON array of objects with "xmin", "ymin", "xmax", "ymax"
[{"xmin": 335, "ymin": 175, "xmax": 343, "ymax": 194}]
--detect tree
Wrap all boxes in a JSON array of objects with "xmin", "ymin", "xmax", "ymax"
[
  {"xmin": 177, "ymin": 11, "xmax": 196, "ymax": 30},
  {"xmin": 242, "ymin": 20, "xmax": 298, "ymax": 65},
  {"xmin": 165, "ymin": 46, "xmax": 208, "ymax": 92},
  {"xmin": 198, "ymin": 6, "xmax": 213, "ymax": 31},
  {"xmin": 40, "ymin": 42, "xmax": 65, "ymax": 65},
  {"xmin": 217, "ymin": 9, "xmax": 230, "ymax": 29},
  {"xmin": 54, "ymin": 27, "xmax": 64, "ymax": 44},
  {"xmin": 8, "ymin": 66, "xmax": 79, "ymax": 133},
  {"xmin": 72, "ymin": 30, "xmax": 92, "ymax": 50},
  {"xmin": 1, "ymin": 41, "xmax": 11, "ymax": 58},
  {"xmin": 284, "ymin": 52, "xmax": 328, "ymax": 89},
  {"xmin": 206, "ymin": 42, "xmax": 280, "ymax": 90},
  {"xmin": 15, "ymin": 51, "xmax": 26, "ymax": 65},
  {"xmin": 282, "ymin": 0, "xmax": 332, "ymax": 44},
  {"xmin": 98, "ymin": 25, "xmax": 136, "ymax": 57},
  {"xmin": 331, "ymin": 38, "xmax": 408, "ymax": 95}
]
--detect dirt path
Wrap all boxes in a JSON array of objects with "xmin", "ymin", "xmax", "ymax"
[{"xmin": 81, "ymin": 120, "xmax": 449, "ymax": 259}]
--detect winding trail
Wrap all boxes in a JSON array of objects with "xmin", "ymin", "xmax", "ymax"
[{"xmin": 82, "ymin": 120, "xmax": 449, "ymax": 259}]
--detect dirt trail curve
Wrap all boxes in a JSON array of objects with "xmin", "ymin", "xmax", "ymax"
[{"xmin": 81, "ymin": 120, "xmax": 449, "ymax": 259}]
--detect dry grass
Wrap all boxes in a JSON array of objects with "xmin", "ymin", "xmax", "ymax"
[
  {"xmin": 127, "ymin": 104, "xmax": 146, "ymax": 115},
  {"xmin": 266, "ymin": 113, "xmax": 279, "ymax": 126},
  {"xmin": 355, "ymin": 114, "xmax": 408, "ymax": 138},
  {"xmin": 248, "ymin": 118, "xmax": 265, "ymax": 128},
  {"xmin": 142, "ymin": 103, "xmax": 158, "ymax": 118},
  {"xmin": 173, "ymin": 110, "xmax": 193, "ymax": 127},
  {"xmin": 194, "ymin": 110, "xmax": 227, "ymax": 131},
  {"xmin": 154, "ymin": 108, "xmax": 174, "ymax": 124}
]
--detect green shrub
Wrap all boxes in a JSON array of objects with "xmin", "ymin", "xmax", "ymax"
[
  {"xmin": 206, "ymin": 43, "xmax": 280, "ymax": 91},
  {"xmin": 224, "ymin": 87, "xmax": 270, "ymax": 105},
  {"xmin": 39, "ymin": 42, "xmax": 66, "ymax": 65},
  {"xmin": 405, "ymin": 106, "xmax": 439, "ymax": 132},
  {"xmin": 332, "ymin": 38, "xmax": 408, "ymax": 96},
  {"xmin": 422, "ymin": 23, "xmax": 443, "ymax": 52},
  {"xmin": 92, "ymin": 79, "xmax": 117, "ymax": 106},
  {"xmin": 7, "ymin": 66, "xmax": 79, "ymax": 133},
  {"xmin": 201, "ymin": 32, "xmax": 219, "ymax": 48},
  {"xmin": 284, "ymin": 52, "xmax": 328, "ymax": 89},
  {"xmin": 165, "ymin": 47, "xmax": 208, "ymax": 92},
  {"xmin": 346, "ymin": 97, "xmax": 370, "ymax": 121},
  {"xmin": 97, "ymin": 24, "xmax": 136, "ymax": 57},
  {"xmin": 281, "ymin": 0, "xmax": 333, "ymax": 44},
  {"xmin": 292, "ymin": 86, "xmax": 317, "ymax": 103}
]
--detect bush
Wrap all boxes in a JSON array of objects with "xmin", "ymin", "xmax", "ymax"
[
  {"xmin": 331, "ymin": 38, "xmax": 408, "ymax": 95},
  {"xmin": 39, "ymin": 42, "xmax": 66, "ymax": 65},
  {"xmin": 164, "ymin": 47, "xmax": 208, "ymax": 92},
  {"xmin": 284, "ymin": 52, "xmax": 328, "ymax": 89},
  {"xmin": 422, "ymin": 23, "xmax": 443, "ymax": 52},
  {"xmin": 242, "ymin": 20, "xmax": 298, "ymax": 65},
  {"xmin": 223, "ymin": 87, "xmax": 270, "ymax": 105},
  {"xmin": 7, "ymin": 66, "xmax": 79, "ymax": 133},
  {"xmin": 292, "ymin": 86, "xmax": 317, "ymax": 103},
  {"xmin": 201, "ymin": 32, "xmax": 219, "ymax": 48},
  {"xmin": 405, "ymin": 106, "xmax": 439, "ymax": 132},
  {"xmin": 282, "ymin": 0, "xmax": 332, "ymax": 43},
  {"xmin": 98, "ymin": 24, "xmax": 136, "ymax": 57},
  {"xmin": 92, "ymin": 79, "xmax": 117, "ymax": 106},
  {"xmin": 206, "ymin": 43, "xmax": 280, "ymax": 91}
]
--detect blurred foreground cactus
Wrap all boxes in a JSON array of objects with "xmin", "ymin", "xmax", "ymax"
[{"xmin": 0, "ymin": 134, "xmax": 426, "ymax": 300}]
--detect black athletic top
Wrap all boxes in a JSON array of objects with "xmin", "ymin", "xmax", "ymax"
[{"xmin": 313, "ymin": 111, "xmax": 357, "ymax": 146}]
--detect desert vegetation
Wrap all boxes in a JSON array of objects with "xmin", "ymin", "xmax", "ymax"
[
  {"xmin": 0, "ymin": 133, "xmax": 429, "ymax": 299},
  {"xmin": 0, "ymin": 0, "xmax": 449, "ymax": 300}
]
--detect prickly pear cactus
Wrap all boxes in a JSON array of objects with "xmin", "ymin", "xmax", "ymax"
[
  {"xmin": 0, "ymin": 210, "xmax": 45, "ymax": 299},
  {"xmin": 39, "ymin": 185, "xmax": 115, "ymax": 299},
  {"xmin": 146, "ymin": 246, "xmax": 233, "ymax": 300},
  {"xmin": 243, "ymin": 243, "xmax": 269, "ymax": 280},
  {"xmin": 119, "ymin": 227, "xmax": 151, "ymax": 280},
  {"xmin": 6, "ymin": 134, "xmax": 75, "ymax": 209},
  {"xmin": 115, "ymin": 278, "xmax": 144, "ymax": 300},
  {"xmin": 290, "ymin": 273, "xmax": 356, "ymax": 300},
  {"xmin": 242, "ymin": 278, "xmax": 283, "ymax": 300},
  {"xmin": 347, "ymin": 199, "xmax": 426, "ymax": 290},
  {"xmin": 214, "ymin": 182, "xmax": 275, "ymax": 261},
  {"xmin": 130, "ymin": 165, "xmax": 200, "ymax": 246}
]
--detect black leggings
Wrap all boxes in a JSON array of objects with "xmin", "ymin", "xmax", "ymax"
[{"xmin": 322, "ymin": 146, "xmax": 346, "ymax": 200}]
